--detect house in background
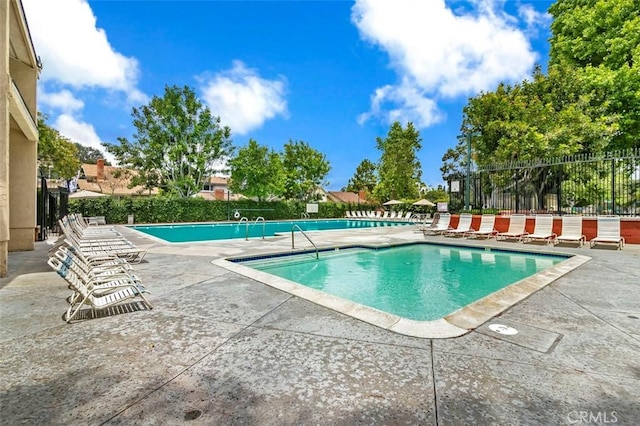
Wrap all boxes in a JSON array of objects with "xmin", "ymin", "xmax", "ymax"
[
  {"xmin": 77, "ymin": 159, "xmax": 158, "ymax": 196},
  {"xmin": 1, "ymin": 0, "xmax": 40, "ymax": 276},
  {"xmin": 326, "ymin": 190, "xmax": 369, "ymax": 205},
  {"xmin": 196, "ymin": 176, "xmax": 245, "ymax": 201}
]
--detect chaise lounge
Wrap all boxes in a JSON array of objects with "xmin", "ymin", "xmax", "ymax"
[
  {"xmin": 496, "ymin": 214, "xmax": 528, "ymax": 241},
  {"xmin": 522, "ymin": 214, "xmax": 557, "ymax": 245},
  {"xmin": 590, "ymin": 216, "xmax": 625, "ymax": 250}
]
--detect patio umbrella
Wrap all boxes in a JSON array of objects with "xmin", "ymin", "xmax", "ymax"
[
  {"xmin": 69, "ymin": 189, "xmax": 109, "ymax": 199},
  {"xmin": 383, "ymin": 199, "xmax": 403, "ymax": 206},
  {"xmin": 412, "ymin": 198, "xmax": 435, "ymax": 207}
]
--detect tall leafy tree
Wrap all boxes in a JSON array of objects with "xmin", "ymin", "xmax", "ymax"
[
  {"xmin": 229, "ymin": 139, "xmax": 285, "ymax": 201},
  {"xmin": 37, "ymin": 113, "xmax": 81, "ymax": 181},
  {"xmin": 549, "ymin": 0, "xmax": 640, "ymax": 149},
  {"xmin": 441, "ymin": 0, "xmax": 637, "ymax": 210},
  {"xmin": 74, "ymin": 143, "xmax": 111, "ymax": 165},
  {"xmin": 446, "ymin": 67, "xmax": 619, "ymax": 210},
  {"xmin": 104, "ymin": 85, "xmax": 233, "ymax": 197},
  {"xmin": 373, "ymin": 121, "xmax": 422, "ymax": 201},
  {"xmin": 549, "ymin": 0, "xmax": 639, "ymax": 70},
  {"xmin": 445, "ymin": 64, "xmax": 620, "ymax": 177},
  {"xmin": 282, "ymin": 140, "xmax": 331, "ymax": 201},
  {"xmin": 343, "ymin": 159, "xmax": 377, "ymax": 194}
]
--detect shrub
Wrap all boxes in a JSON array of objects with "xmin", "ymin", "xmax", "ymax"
[{"xmin": 68, "ymin": 197, "xmax": 353, "ymax": 224}]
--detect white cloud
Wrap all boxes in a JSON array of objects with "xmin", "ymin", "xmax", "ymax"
[
  {"xmin": 358, "ymin": 80, "xmax": 443, "ymax": 127},
  {"xmin": 54, "ymin": 114, "xmax": 115, "ymax": 164},
  {"xmin": 518, "ymin": 4, "xmax": 552, "ymax": 36},
  {"xmin": 200, "ymin": 61, "xmax": 288, "ymax": 135},
  {"xmin": 352, "ymin": 0, "xmax": 539, "ymax": 127},
  {"xmin": 39, "ymin": 89, "xmax": 84, "ymax": 114},
  {"xmin": 22, "ymin": 0, "xmax": 146, "ymax": 103}
]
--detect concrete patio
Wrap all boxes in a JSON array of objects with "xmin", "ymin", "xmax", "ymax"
[{"xmin": 1, "ymin": 225, "xmax": 639, "ymax": 425}]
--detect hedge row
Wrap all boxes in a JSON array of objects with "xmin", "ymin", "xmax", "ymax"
[{"xmin": 68, "ymin": 197, "xmax": 378, "ymax": 224}]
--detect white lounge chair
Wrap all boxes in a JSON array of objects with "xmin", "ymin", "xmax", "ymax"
[
  {"xmin": 556, "ymin": 216, "xmax": 586, "ymax": 247},
  {"xmin": 48, "ymin": 257, "xmax": 152, "ymax": 323},
  {"xmin": 382, "ymin": 211, "xmax": 389, "ymax": 219},
  {"xmin": 496, "ymin": 214, "xmax": 528, "ymax": 241},
  {"xmin": 522, "ymin": 214, "xmax": 557, "ymax": 245},
  {"xmin": 444, "ymin": 213, "xmax": 473, "ymax": 237},
  {"xmin": 53, "ymin": 226, "xmax": 148, "ymax": 264},
  {"xmin": 466, "ymin": 214, "xmax": 497, "ymax": 239},
  {"xmin": 590, "ymin": 216, "xmax": 625, "ymax": 249},
  {"xmin": 55, "ymin": 245, "xmax": 133, "ymax": 271},
  {"xmin": 424, "ymin": 213, "xmax": 451, "ymax": 235}
]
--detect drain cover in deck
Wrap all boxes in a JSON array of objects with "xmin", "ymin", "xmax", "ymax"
[{"xmin": 488, "ymin": 323, "xmax": 519, "ymax": 335}]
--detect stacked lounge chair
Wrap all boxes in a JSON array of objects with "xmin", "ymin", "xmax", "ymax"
[
  {"xmin": 54, "ymin": 214, "xmax": 147, "ymax": 263},
  {"xmin": 48, "ymin": 214, "xmax": 152, "ymax": 322}
]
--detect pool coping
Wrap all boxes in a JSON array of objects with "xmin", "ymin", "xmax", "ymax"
[
  {"xmin": 212, "ymin": 242, "xmax": 591, "ymax": 339},
  {"xmin": 126, "ymin": 219, "xmax": 412, "ymax": 244}
]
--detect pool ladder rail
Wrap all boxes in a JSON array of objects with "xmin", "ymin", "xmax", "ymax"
[
  {"xmin": 239, "ymin": 216, "xmax": 266, "ymax": 240},
  {"xmin": 291, "ymin": 224, "xmax": 319, "ymax": 259}
]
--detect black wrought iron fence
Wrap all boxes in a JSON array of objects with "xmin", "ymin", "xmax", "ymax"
[{"xmin": 448, "ymin": 149, "xmax": 640, "ymax": 216}]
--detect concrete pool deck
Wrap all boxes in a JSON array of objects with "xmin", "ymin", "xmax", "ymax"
[{"xmin": 1, "ymin": 225, "xmax": 639, "ymax": 424}]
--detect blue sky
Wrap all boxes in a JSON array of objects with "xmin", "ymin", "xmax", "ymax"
[{"xmin": 24, "ymin": 0, "xmax": 554, "ymax": 191}]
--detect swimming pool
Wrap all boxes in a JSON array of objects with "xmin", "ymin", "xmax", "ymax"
[
  {"xmin": 130, "ymin": 219, "xmax": 410, "ymax": 243},
  {"xmin": 216, "ymin": 242, "xmax": 590, "ymax": 338},
  {"xmin": 236, "ymin": 244, "xmax": 565, "ymax": 321}
]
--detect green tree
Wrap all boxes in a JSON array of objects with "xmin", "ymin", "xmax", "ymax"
[
  {"xmin": 343, "ymin": 159, "xmax": 377, "ymax": 194},
  {"xmin": 424, "ymin": 186, "xmax": 448, "ymax": 203},
  {"xmin": 37, "ymin": 113, "xmax": 81, "ymax": 180},
  {"xmin": 229, "ymin": 139, "xmax": 285, "ymax": 201},
  {"xmin": 282, "ymin": 140, "xmax": 331, "ymax": 201},
  {"xmin": 549, "ymin": 0, "xmax": 639, "ymax": 70},
  {"xmin": 74, "ymin": 143, "xmax": 111, "ymax": 165},
  {"xmin": 104, "ymin": 85, "xmax": 233, "ymax": 197},
  {"xmin": 549, "ymin": 0, "xmax": 640, "ymax": 149},
  {"xmin": 446, "ymin": 65, "xmax": 619, "ymax": 176},
  {"xmin": 373, "ymin": 121, "xmax": 422, "ymax": 201}
]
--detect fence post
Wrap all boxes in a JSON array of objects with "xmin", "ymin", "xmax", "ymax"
[
  {"xmin": 611, "ymin": 158, "xmax": 616, "ymax": 215},
  {"xmin": 515, "ymin": 170, "xmax": 519, "ymax": 214},
  {"xmin": 557, "ymin": 166, "xmax": 562, "ymax": 215}
]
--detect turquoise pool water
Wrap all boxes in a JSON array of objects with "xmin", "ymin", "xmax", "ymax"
[
  {"xmin": 238, "ymin": 244, "xmax": 565, "ymax": 321},
  {"xmin": 130, "ymin": 219, "xmax": 410, "ymax": 243}
]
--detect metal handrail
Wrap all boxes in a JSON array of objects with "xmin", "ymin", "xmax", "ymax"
[
  {"xmin": 242, "ymin": 216, "xmax": 266, "ymax": 240},
  {"xmin": 237, "ymin": 217, "xmax": 248, "ymax": 239},
  {"xmin": 291, "ymin": 224, "xmax": 318, "ymax": 259},
  {"xmin": 253, "ymin": 216, "xmax": 266, "ymax": 239}
]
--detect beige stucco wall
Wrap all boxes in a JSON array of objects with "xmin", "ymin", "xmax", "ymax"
[
  {"xmin": 1, "ymin": 0, "xmax": 10, "ymax": 276},
  {"xmin": 1, "ymin": 0, "xmax": 39, "ymax": 276},
  {"xmin": 8, "ymin": 126, "xmax": 36, "ymax": 251}
]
